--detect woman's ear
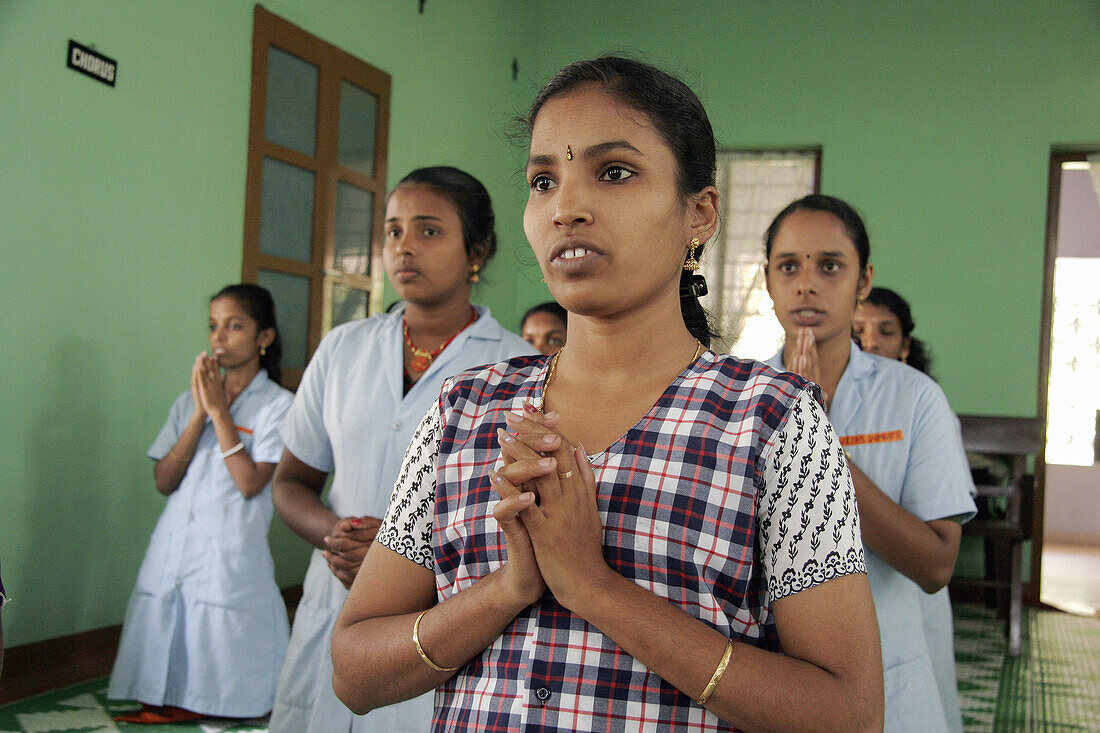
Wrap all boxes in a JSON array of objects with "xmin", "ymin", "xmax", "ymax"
[
  {"xmin": 900, "ymin": 336, "xmax": 911, "ymax": 364},
  {"xmin": 858, "ymin": 262, "xmax": 874, "ymax": 300},
  {"xmin": 468, "ymin": 240, "xmax": 491, "ymax": 270},
  {"xmin": 688, "ymin": 186, "xmax": 720, "ymax": 244},
  {"xmin": 257, "ymin": 328, "xmax": 276, "ymax": 351}
]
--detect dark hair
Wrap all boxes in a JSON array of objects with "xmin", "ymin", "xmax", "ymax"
[
  {"xmin": 211, "ymin": 283, "xmax": 282, "ymax": 383},
  {"xmin": 393, "ymin": 166, "xmax": 497, "ymax": 266},
  {"xmin": 764, "ymin": 194, "xmax": 871, "ymax": 271},
  {"xmin": 525, "ymin": 56, "xmax": 718, "ymax": 346},
  {"xmin": 864, "ymin": 287, "xmax": 934, "ymax": 376},
  {"xmin": 520, "ymin": 301, "xmax": 568, "ymax": 331}
]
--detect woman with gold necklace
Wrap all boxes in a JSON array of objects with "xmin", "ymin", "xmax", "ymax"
[
  {"xmin": 268, "ymin": 166, "xmax": 532, "ymax": 733},
  {"xmin": 332, "ymin": 59, "xmax": 883, "ymax": 732}
]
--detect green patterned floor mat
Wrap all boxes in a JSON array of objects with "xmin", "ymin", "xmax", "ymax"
[
  {"xmin": 954, "ymin": 604, "xmax": 1100, "ymax": 732},
  {"xmin": 1, "ymin": 604, "xmax": 1096, "ymax": 732},
  {"xmin": 0, "ymin": 683, "xmax": 267, "ymax": 733}
]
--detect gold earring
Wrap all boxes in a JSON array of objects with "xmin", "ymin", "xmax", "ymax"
[
  {"xmin": 469, "ymin": 263, "xmax": 481, "ymax": 283},
  {"xmin": 260, "ymin": 345, "xmax": 266, "ymax": 356},
  {"xmin": 856, "ymin": 293, "xmax": 865, "ymax": 310},
  {"xmin": 683, "ymin": 237, "xmax": 700, "ymax": 272}
]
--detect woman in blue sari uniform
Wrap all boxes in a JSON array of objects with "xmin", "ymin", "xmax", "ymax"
[
  {"xmin": 268, "ymin": 167, "xmax": 533, "ymax": 733},
  {"xmin": 853, "ymin": 286, "xmax": 966, "ymax": 733},
  {"xmin": 109, "ymin": 284, "xmax": 293, "ymax": 723},
  {"xmin": 762, "ymin": 196, "xmax": 976, "ymax": 732}
]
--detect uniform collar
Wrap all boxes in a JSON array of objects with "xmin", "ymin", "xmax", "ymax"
[
  {"xmin": 221, "ymin": 368, "xmax": 269, "ymax": 418},
  {"xmin": 765, "ymin": 340, "xmax": 876, "ymax": 435},
  {"xmin": 385, "ymin": 303, "xmax": 500, "ymax": 401},
  {"xmin": 830, "ymin": 341, "xmax": 877, "ymax": 433},
  {"xmin": 236, "ymin": 368, "xmax": 270, "ymax": 399}
]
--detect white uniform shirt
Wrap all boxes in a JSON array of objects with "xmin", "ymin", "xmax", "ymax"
[
  {"xmin": 767, "ymin": 342, "xmax": 975, "ymax": 732},
  {"xmin": 109, "ymin": 369, "xmax": 293, "ymax": 717},
  {"xmin": 270, "ymin": 305, "xmax": 534, "ymax": 733}
]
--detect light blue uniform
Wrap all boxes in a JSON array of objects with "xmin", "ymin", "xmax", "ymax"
[
  {"xmin": 767, "ymin": 343, "xmax": 975, "ymax": 733},
  {"xmin": 269, "ymin": 305, "xmax": 534, "ymax": 733},
  {"xmin": 109, "ymin": 370, "xmax": 293, "ymax": 717}
]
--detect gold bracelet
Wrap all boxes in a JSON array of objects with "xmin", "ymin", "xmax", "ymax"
[
  {"xmin": 412, "ymin": 610, "xmax": 459, "ymax": 672},
  {"xmin": 697, "ymin": 639, "xmax": 733, "ymax": 706}
]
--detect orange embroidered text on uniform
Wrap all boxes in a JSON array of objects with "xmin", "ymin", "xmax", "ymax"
[{"xmin": 840, "ymin": 430, "xmax": 903, "ymax": 447}]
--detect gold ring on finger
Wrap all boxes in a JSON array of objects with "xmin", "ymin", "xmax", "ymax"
[{"xmin": 557, "ymin": 470, "xmax": 574, "ymax": 480}]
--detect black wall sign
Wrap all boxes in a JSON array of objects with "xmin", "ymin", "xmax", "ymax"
[{"xmin": 67, "ymin": 40, "xmax": 117, "ymax": 87}]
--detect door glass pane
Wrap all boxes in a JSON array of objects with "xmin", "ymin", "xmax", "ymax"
[
  {"xmin": 257, "ymin": 269, "xmax": 310, "ymax": 371},
  {"xmin": 334, "ymin": 181, "xmax": 373, "ymax": 274},
  {"xmin": 260, "ymin": 157, "xmax": 315, "ymax": 263},
  {"xmin": 330, "ymin": 281, "xmax": 370, "ymax": 328},
  {"xmin": 338, "ymin": 80, "xmax": 378, "ymax": 176},
  {"xmin": 265, "ymin": 46, "xmax": 318, "ymax": 155}
]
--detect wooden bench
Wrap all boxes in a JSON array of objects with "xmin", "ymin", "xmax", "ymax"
[{"xmin": 950, "ymin": 415, "xmax": 1044, "ymax": 656}]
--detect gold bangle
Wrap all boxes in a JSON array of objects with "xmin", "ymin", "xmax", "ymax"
[
  {"xmin": 412, "ymin": 610, "xmax": 459, "ymax": 672},
  {"xmin": 697, "ymin": 639, "xmax": 733, "ymax": 706}
]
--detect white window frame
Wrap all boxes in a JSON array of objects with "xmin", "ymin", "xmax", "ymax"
[{"xmin": 703, "ymin": 150, "xmax": 820, "ymax": 359}]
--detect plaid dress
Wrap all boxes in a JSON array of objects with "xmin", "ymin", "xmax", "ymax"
[{"xmin": 378, "ymin": 352, "xmax": 865, "ymax": 732}]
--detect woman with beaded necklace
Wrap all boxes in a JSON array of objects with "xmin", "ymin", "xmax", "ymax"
[
  {"xmin": 331, "ymin": 58, "xmax": 883, "ymax": 732},
  {"xmin": 268, "ymin": 166, "xmax": 531, "ymax": 733}
]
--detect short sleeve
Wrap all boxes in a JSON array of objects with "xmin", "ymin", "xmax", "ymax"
[
  {"xmin": 901, "ymin": 382, "xmax": 977, "ymax": 523},
  {"xmin": 250, "ymin": 389, "xmax": 294, "ymax": 464},
  {"xmin": 279, "ymin": 330, "xmax": 339, "ymax": 472},
  {"xmin": 147, "ymin": 391, "xmax": 191, "ymax": 461},
  {"xmin": 376, "ymin": 405, "xmax": 442, "ymax": 569},
  {"xmin": 758, "ymin": 389, "xmax": 866, "ymax": 603}
]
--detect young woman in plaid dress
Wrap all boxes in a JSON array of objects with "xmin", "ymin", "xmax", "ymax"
[{"xmin": 332, "ymin": 58, "xmax": 885, "ymax": 732}]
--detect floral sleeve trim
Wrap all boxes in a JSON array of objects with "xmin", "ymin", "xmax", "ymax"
[
  {"xmin": 376, "ymin": 406, "xmax": 442, "ymax": 570},
  {"xmin": 758, "ymin": 389, "xmax": 866, "ymax": 602}
]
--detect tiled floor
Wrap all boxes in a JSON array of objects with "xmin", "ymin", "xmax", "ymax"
[{"xmin": 1, "ymin": 603, "xmax": 1098, "ymax": 732}]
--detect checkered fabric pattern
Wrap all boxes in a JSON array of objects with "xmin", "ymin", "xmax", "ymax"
[{"xmin": 377, "ymin": 352, "xmax": 865, "ymax": 731}]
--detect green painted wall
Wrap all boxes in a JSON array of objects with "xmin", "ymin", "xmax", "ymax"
[
  {"xmin": 2, "ymin": 0, "xmax": 1097, "ymax": 648},
  {"xmin": 0, "ymin": 0, "xmax": 536, "ymax": 648},
  {"xmin": 525, "ymin": 0, "xmax": 1100, "ymax": 418}
]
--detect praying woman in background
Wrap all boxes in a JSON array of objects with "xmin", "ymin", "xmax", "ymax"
[
  {"xmin": 762, "ymin": 196, "xmax": 976, "ymax": 732},
  {"xmin": 853, "ymin": 285, "xmax": 964, "ymax": 733},
  {"xmin": 331, "ymin": 56, "xmax": 884, "ymax": 732},
  {"xmin": 108, "ymin": 284, "xmax": 293, "ymax": 724},
  {"xmin": 519, "ymin": 300, "xmax": 568, "ymax": 355},
  {"xmin": 852, "ymin": 286, "xmax": 933, "ymax": 377},
  {"xmin": 267, "ymin": 167, "xmax": 532, "ymax": 733}
]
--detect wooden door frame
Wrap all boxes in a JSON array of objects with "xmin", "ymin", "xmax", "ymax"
[
  {"xmin": 1031, "ymin": 149, "xmax": 1095, "ymax": 604},
  {"xmin": 242, "ymin": 5, "xmax": 391, "ymax": 389}
]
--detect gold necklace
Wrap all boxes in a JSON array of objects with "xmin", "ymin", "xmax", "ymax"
[
  {"xmin": 540, "ymin": 341, "xmax": 705, "ymax": 414},
  {"xmin": 403, "ymin": 307, "xmax": 477, "ymax": 373}
]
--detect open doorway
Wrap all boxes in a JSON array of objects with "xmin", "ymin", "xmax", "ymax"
[{"xmin": 1038, "ymin": 151, "xmax": 1100, "ymax": 617}]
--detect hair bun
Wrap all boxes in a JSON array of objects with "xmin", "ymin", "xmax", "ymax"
[{"xmin": 680, "ymin": 274, "xmax": 708, "ymax": 299}]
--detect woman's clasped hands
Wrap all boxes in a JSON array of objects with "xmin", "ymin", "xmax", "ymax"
[
  {"xmin": 489, "ymin": 403, "xmax": 610, "ymax": 612},
  {"xmin": 192, "ymin": 351, "xmax": 230, "ymax": 418}
]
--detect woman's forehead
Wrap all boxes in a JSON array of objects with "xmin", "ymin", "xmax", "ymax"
[
  {"xmin": 529, "ymin": 88, "xmax": 664, "ymax": 154},
  {"xmin": 385, "ymin": 184, "xmax": 460, "ymax": 221}
]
